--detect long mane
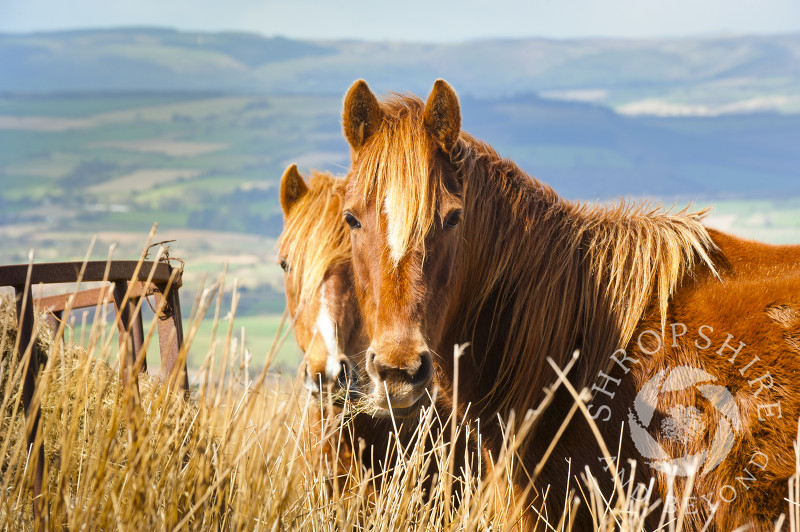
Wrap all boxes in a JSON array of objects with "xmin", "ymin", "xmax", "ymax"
[
  {"xmin": 455, "ymin": 137, "xmax": 718, "ymax": 414},
  {"xmin": 348, "ymin": 94, "xmax": 718, "ymax": 417},
  {"xmin": 279, "ymin": 172, "xmax": 351, "ymax": 306}
]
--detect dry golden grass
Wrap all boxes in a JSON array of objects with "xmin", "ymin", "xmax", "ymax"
[{"xmin": 1, "ymin": 264, "xmax": 798, "ymax": 531}]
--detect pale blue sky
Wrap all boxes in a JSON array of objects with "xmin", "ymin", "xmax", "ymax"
[{"xmin": 2, "ymin": 0, "xmax": 799, "ymax": 41}]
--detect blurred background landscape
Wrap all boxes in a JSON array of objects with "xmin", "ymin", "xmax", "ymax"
[{"xmin": 1, "ymin": 26, "xmax": 799, "ymax": 370}]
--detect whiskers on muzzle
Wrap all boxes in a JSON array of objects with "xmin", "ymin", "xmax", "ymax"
[{"xmin": 304, "ymin": 356, "xmax": 366, "ymax": 406}]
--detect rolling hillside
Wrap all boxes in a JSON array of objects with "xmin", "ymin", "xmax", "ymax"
[
  {"xmin": 2, "ymin": 28, "xmax": 800, "ymax": 114},
  {"xmin": 1, "ymin": 28, "xmax": 799, "ymax": 369},
  {"xmin": 3, "ymin": 90, "xmax": 799, "ymax": 239}
]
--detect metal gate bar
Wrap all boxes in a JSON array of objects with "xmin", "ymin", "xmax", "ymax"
[{"xmin": 0, "ymin": 260, "xmax": 187, "ymax": 529}]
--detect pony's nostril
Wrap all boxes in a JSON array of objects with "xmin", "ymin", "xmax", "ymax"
[
  {"xmin": 366, "ymin": 348, "xmax": 381, "ymax": 378},
  {"xmin": 367, "ymin": 348, "xmax": 433, "ymax": 387},
  {"xmin": 410, "ymin": 351, "xmax": 433, "ymax": 386},
  {"xmin": 337, "ymin": 359, "xmax": 357, "ymax": 389}
]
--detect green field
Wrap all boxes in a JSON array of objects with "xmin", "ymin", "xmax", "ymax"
[
  {"xmin": 0, "ymin": 92, "xmax": 335, "ymax": 373},
  {"xmin": 187, "ymin": 313, "xmax": 302, "ymax": 371},
  {"xmin": 60, "ymin": 300, "xmax": 300, "ymax": 375}
]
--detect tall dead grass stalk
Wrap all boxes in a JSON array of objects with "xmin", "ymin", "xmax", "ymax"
[{"xmin": 0, "ymin": 254, "xmax": 797, "ymax": 531}]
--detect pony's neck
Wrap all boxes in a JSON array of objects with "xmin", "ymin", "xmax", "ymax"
[{"xmin": 448, "ymin": 136, "xmax": 716, "ymax": 421}]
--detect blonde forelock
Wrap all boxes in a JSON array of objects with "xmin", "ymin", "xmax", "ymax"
[{"xmin": 350, "ymin": 95, "xmax": 452, "ymax": 264}]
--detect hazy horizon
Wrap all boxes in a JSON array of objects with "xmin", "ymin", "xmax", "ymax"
[
  {"xmin": 2, "ymin": 0, "xmax": 799, "ymax": 43},
  {"xmin": 2, "ymin": 24, "xmax": 799, "ymax": 43}
]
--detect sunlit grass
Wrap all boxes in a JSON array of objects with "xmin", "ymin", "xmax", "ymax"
[{"xmin": 1, "ymin": 254, "xmax": 797, "ymax": 531}]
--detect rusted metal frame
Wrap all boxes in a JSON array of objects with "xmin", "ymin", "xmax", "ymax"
[
  {"xmin": 154, "ymin": 269, "xmax": 188, "ymax": 392},
  {"xmin": 35, "ymin": 285, "xmax": 114, "ymax": 341},
  {"xmin": 35, "ymin": 282, "xmax": 157, "ymax": 314},
  {"xmin": 0, "ymin": 259, "xmax": 186, "ymax": 528},
  {"xmin": 111, "ymin": 281, "xmax": 145, "ymax": 451},
  {"xmin": 13, "ymin": 285, "xmax": 46, "ymax": 530},
  {"xmin": 111, "ymin": 282, "xmax": 144, "ymax": 391},
  {"xmin": 35, "ymin": 285, "xmax": 114, "ymax": 314},
  {"xmin": 6, "ymin": 260, "xmax": 186, "ymax": 388},
  {"xmin": 112, "ymin": 262, "xmax": 181, "ymax": 391},
  {"xmin": 0, "ymin": 260, "xmax": 173, "ymax": 287},
  {"xmin": 35, "ymin": 283, "xmax": 157, "ymax": 349},
  {"xmin": 129, "ymin": 302, "xmax": 146, "ymax": 373}
]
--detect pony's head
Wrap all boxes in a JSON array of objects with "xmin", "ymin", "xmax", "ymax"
[
  {"xmin": 341, "ymin": 80, "xmax": 464, "ymax": 413},
  {"xmin": 278, "ymin": 164, "xmax": 365, "ymax": 394}
]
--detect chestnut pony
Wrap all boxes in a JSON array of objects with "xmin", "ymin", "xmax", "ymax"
[
  {"xmin": 341, "ymin": 79, "xmax": 799, "ymax": 530},
  {"xmin": 279, "ymin": 164, "xmax": 362, "ymax": 391},
  {"xmin": 279, "ymin": 164, "xmax": 455, "ymax": 489},
  {"xmin": 279, "ymin": 164, "xmax": 479, "ymax": 498},
  {"xmin": 279, "ymin": 164, "xmax": 386, "ymax": 480}
]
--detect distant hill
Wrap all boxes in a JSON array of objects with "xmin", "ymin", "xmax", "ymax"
[
  {"xmin": 1, "ymin": 91, "xmax": 797, "ymax": 223},
  {"xmin": 0, "ymin": 28, "xmax": 333, "ymax": 93},
  {"xmin": 2, "ymin": 28, "xmax": 799, "ymax": 115},
  {"xmin": 1, "ymin": 28, "xmax": 799, "ymax": 234},
  {"xmin": 2, "ymin": 30, "xmax": 800, "ymax": 325},
  {"xmin": 460, "ymin": 93, "xmax": 800, "ymax": 198}
]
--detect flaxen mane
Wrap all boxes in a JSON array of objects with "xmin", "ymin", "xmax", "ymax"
[
  {"xmin": 348, "ymin": 94, "xmax": 718, "ymax": 417},
  {"xmin": 455, "ymin": 136, "xmax": 718, "ymax": 414},
  {"xmin": 278, "ymin": 172, "xmax": 351, "ymax": 306}
]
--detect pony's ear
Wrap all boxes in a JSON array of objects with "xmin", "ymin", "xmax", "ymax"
[
  {"xmin": 343, "ymin": 79, "xmax": 383, "ymax": 150},
  {"xmin": 280, "ymin": 164, "xmax": 308, "ymax": 216},
  {"xmin": 424, "ymin": 79, "xmax": 461, "ymax": 153}
]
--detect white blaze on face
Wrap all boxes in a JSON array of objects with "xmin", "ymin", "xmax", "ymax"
[
  {"xmin": 314, "ymin": 284, "xmax": 342, "ymax": 378},
  {"xmin": 383, "ymin": 190, "xmax": 405, "ymax": 264}
]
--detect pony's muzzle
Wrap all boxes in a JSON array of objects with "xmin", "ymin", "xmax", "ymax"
[{"xmin": 365, "ymin": 346, "xmax": 433, "ymax": 410}]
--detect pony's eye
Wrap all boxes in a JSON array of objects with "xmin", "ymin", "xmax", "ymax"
[
  {"xmin": 279, "ymin": 259, "xmax": 289, "ymax": 272},
  {"xmin": 444, "ymin": 209, "xmax": 462, "ymax": 229},
  {"xmin": 344, "ymin": 212, "xmax": 362, "ymax": 229}
]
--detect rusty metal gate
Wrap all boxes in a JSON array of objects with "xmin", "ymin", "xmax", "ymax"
[{"xmin": 0, "ymin": 259, "xmax": 188, "ymax": 528}]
